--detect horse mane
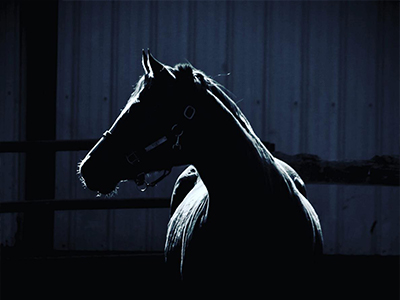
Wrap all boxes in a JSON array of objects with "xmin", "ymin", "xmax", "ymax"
[
  {"xmin": 165, "ymin": 64, "xmax": 268, "ymax": 275},
  {"xmin": 165, "ymin": 178, "xmax": 209, "ymax": 275}
]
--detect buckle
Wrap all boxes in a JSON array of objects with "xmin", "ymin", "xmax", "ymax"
[
  {"xmin": 126, "ymin": 152, "xmax": 140, "ymax": 165},
  {"xmin": 184, "ymin": 106, "xmax": 196, "ymax": 120}
]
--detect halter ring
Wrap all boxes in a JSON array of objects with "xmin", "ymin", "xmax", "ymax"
[{"xmin": 184, "ymin": 106, "xmax": 196, "ymax": 120}]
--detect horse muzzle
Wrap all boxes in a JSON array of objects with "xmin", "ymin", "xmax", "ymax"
[{"xmin": 78, "ymin": 155, "xmax": 122, "ymax": 195}]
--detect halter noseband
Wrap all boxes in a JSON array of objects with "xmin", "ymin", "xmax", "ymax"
[{"xmin": 102, "ymin": 105, "xmax": 196, "ymax": 192}]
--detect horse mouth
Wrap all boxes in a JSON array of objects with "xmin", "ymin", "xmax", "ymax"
[
  {"xmin": 78, "ymin": 171, "xmax": 120, "ymax": 196},
  {"xmin": 96, "ymin": 184, "xmax": 119, "ymax": 195},
  {"xmin": 85, "ymin": 179, "xmax": 119, "ymax": 195}
]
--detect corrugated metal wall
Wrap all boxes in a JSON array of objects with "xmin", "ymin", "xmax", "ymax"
[{"xmin": 1, "ymin": 1, "xmax": 399, "ymax": 255}]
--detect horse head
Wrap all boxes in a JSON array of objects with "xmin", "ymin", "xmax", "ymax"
[{"xmin": 78, "ymin": 50, "xmax": 200, "ymax": 195}]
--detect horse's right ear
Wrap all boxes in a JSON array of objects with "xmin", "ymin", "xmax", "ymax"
[{"xmin": 142, "ymin": 49, "xmax": 150, "ymax": 74}]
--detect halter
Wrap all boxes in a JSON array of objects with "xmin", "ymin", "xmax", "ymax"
[{"xmin": 102, "ymin": 105, "xmax": 196, "ymax": 192}]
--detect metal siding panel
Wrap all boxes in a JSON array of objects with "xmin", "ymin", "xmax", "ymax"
[
  {"xmin": 0, "ymin": 212, "xmax": 18, "ymax": 247},
  {"xmin": 154, "ymin": 1, "xmax": 190, "ymax": 65},
  {"xmin": 265, "ymin": 1, "xmax": 303, "ymax": 154},
  {"xmin": 343, "ymin": 3, "xmax": 380, "ymax": 160},
  {"xmin": 111, "ymin": 209, "xmax": 148, "ymax": 251},
  {"xmin": 191, "ymin": 1, "xmax": 229, "ymax": 82},
  {"xmin": 57, "ymin": 1, "xmax": 75, "ymax": 140},
  {"xmin": 381, "ymin": 2, "xmax": 399, "ymax": 155},
  {"xmin": 55, "ymin": 3, "xmax": 80, "ymax": 251},
  {"xmin": 380, "ymin": 186, "xmax": 399, "ymax": 255},
  {"xmin": 55, "ymin": 3, "xmax": 78, "ymax": 253},
  {"xmin": 341, "ymin": 186, "xmax": 376, "ymax": 254},
  {"xmin": 53, "ymin": 210, "xmax": 70, "ymax": 251},
  {"xmin": 1, "ymin": 2, "xmax": 23, "ymax": 141},
  {"xmin": 71, "ymin": 2, "xmax": 112, "ymax": 140},
  {"xmin": 306, "ymin": 2, "xmax": 341, "ymax": 160},
  {"xmin": 147, "ymin": 208, "xmax": 170, "ymax": 251},
  {"xmin": 111, "ymin": 2, "xmax": 139, "ymax": 120},
  {"xmin": 75, "ymin": 2, "xmax": 92, "ymax": 139},
  {"xmin": 309, "ymin": 183, "xmax": 399, "ymax": 255},
  {"xmin": 307, "ymin": 184, "xmax": 339, "ymax": 255},
  {"xmin": 229, "ymin": 2, "xmax": 267, "ymax": 138},
  {"xmin": 70, "ymin": 210, "xmax": 109, "ymax": 251}
]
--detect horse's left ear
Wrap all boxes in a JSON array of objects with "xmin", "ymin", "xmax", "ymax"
[
  {"xmin": 142, "ymin": 49, "xmax": 150, "ymax": 74},
  {"xmin": 147, "ymin": 50, "xmax": 175, "ymax": 79}
]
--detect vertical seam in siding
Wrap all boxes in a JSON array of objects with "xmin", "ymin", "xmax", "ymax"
[
  {"xmin": 375, "ymin": 2, "xmax": 385, "ymax": 156},
  {"xmin": 337, "ymin": 1, "xmax": 348, "ymax": 160},
  {"xmin": 108, "ymin": 1, "xmax": 118, "ymax": 251},
  {"xmin": 266, "ymin": 2, "xmax": 274, "ymax": 143},
  {"xmin": 72, "ymin": 2, "xmax": 80, "ymax": 140},
  {"xmin": 261, "ymin": 1, "xmax": 269, "ymax": 140},
  {"xmin": 336, "ymin": 1, "xmax": 348, "ymax": 255},
  {"xmin": 226, "ymin": 1, "xmax": 234, "ymax": 92},
  {"xmin": 372, "ymin": 187, "xmax": 382, "ymax": 254},
  {"xmin": 110, "ymin": 4, "xmax": 116, "ymax": 128},
  {"xmin": 300, "ymin": 2, "xmax": 310, "ymax": 153},
  {"xmin": 373, "ymin": 2, "xmax": 385, "ymax": 256},
  {"xmin": 188, "ymin": 1, "xmax": 196, "ymax": 63},
  {"xmin": 150, "ymin": 1, "xmax": 158, "ymax": 53}
]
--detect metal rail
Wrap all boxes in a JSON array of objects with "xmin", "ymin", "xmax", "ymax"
[
  {"xmin": 274, "ymin": 152, "xmax": 399, "ymax": 187},
  {"xmin": 0, "ymin": 139, "xmax": 275, "ymax": 153},
  {"xmin": 0, "ymin": 139, "xmax": 97, "ymax": 153},
  {"xmin": 0, "ymin": 198, "xmax": 170, "ymax": 213},
  {"xmin": 0, "ymin": 139, "xmax": 398, "ymax": 214}
]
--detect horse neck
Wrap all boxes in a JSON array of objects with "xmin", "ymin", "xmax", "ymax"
[{"xmin": 188, "ymin": 90, "xmax": 275, "ymax": 200}]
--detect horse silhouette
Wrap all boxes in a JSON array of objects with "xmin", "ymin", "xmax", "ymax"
[{"xmin": 78, "ymin": 50, "xmax": 323, "ymax": 295}]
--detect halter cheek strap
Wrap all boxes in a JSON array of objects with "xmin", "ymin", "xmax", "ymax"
[
  {"xmin": 124, "ymin": 105, "xmax": 195, "ymax": 165},
  {"xmin": 125, "ymin": 136, "xmax": 169, "ymax": 165}
]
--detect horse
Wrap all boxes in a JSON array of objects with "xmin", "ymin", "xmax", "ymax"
[{"xmin": 78, "ymin": 50, "xmax": 323, "ymax": 295}]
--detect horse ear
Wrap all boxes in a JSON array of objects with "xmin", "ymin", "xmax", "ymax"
[
  {"xmin": 142, "ymin": 49, "xmax": 150, "ymax": 74},
  {"xmin": 147, "ymin": 50, "xmax": 176, "ymax": 79},
  {"xmin": 147, "ymin": 50, "xmax": 164, "ymax": 75}
]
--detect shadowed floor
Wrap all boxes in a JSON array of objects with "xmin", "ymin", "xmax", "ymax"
[{"xmin": 1, "ymin": 251, "xmax": 398, "ymax": 299}]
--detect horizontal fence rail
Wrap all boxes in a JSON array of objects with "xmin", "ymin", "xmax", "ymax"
[
  {"xmin": 0, "ymin": 198, "xmax": 170, "ymax": 213},
  {"xmin": 274, "ymin": 152, "xmax": 399, "ymax": 187},
  {"xmin": 0, "ymin": 139, "xmax": 398, "ymax": 214},
  {"xmin": 0, "ymin": 139, "xmax": 276, "ymax": 153},
  {"xmin": 0, "ymin": 139, "xmax": 98, "ymax": 153}
]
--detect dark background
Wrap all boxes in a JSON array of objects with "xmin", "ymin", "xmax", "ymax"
[{"xmin": 1, "ymin": 1, "xmax": 398, "ymax": 298}]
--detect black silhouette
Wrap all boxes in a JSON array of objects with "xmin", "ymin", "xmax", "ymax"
[{"xmin": 78, "ymin": 50, "xmax": 323, "ymax": 294}]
